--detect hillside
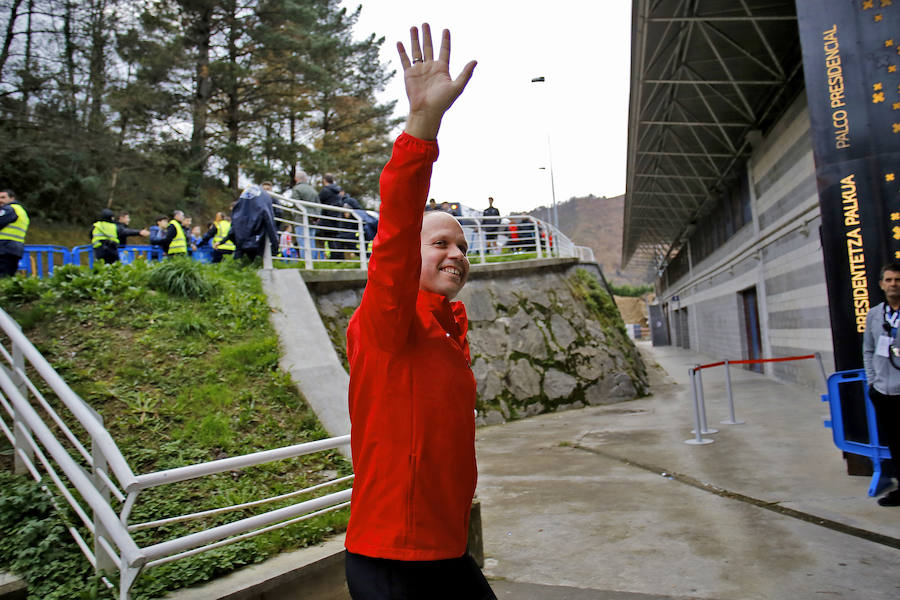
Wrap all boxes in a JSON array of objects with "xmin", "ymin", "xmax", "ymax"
[{"xmin": 525, "ymin": 195, "xmax": 651, "ymax": 285}]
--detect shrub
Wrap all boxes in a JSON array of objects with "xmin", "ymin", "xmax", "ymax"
[{"xmin": 147, "ymin": 259, "xmax": 219, "ymax": 300}]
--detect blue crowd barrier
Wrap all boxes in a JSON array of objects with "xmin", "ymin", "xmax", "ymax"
[
  {"xmin": 17, "ymin": 245, "xmax": 71, "ymax": 278},
  {"xmin": 191, "ymin": 247, "xmax": 213, "ymax": 263},
  {"xmin": 822, "ymin": 369, "xmax": 893, "ymax": 496},
  {"xmin": 15, "ymin": 244, "xmax": 168, "ymax": 278}
]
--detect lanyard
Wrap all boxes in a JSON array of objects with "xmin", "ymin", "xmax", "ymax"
[{"xmin": 884, "ymin": 303, "xmax": 900, "ymax": 336}]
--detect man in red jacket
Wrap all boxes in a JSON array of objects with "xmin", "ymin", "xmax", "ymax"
[{"xmin": 344, "ymin": 23, "xmax": 495, "ymax": 600}]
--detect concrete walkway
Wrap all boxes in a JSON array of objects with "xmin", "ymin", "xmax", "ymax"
[{"xmin": 477, "ymin": 342, "xmax": 900, "ymax": 600}]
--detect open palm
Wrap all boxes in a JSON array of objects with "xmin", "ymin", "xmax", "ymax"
[{"xmin": 398, "ymin": 24, "xmax": 476, "ymax": 140}]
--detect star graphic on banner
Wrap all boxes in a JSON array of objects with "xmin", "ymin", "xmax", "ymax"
[
  {"xmin": 891, "ymin": 65, "xmax": 898, "ymax": 73},
  {"xmin": 876, "ymin": 13, "xmax": 884, "ymax": 21},
  {"xmin": 894, "ymin": 102, "xmax": 900, "ymax": 109},
  {"xmin": 893, "ymin": 123, "xmax": 900, "ymax": 132},
  {"xmin": 896, "ymin": 250, "xmax": 900, "ymax": 259},
  {"xmin": 892, "ymin": 212, "xmax": 900, "ymax": 220},
  {"xmin": 875, "ymin": 82, "xmax": 884, "ymax": 91},
  {"xmin": 888, "ymin": 39, "xmax": 895, "ymax": 47},
  {"xmin": 887, "ymin": 173, "xmax": 896, "ymax": 182},
  {"xmin": 894, "ymin": 226, "xmax": 900, "ymax": 240},
  {"xmin": 864, "ymin": 0, "xmax": 874, "ymax": 8},
  {"xmin": 875, "ymin": 92, "xmax": 887, "ymax": 103},
  {"xmin": 882, "ymin": 0, "xmax": 893, "ymax": 6}
]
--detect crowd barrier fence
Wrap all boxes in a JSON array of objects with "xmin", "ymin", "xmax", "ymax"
[
  {"xmin": 685, "ymin": 353, "xmax": 828, "ymax": 445},
  {"xmin": 821, "ymin": 369, "xmax": 894, "ymax": 497}
]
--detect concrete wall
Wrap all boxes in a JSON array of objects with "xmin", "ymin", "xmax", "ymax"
[{"xmin": 659, "ymin": 91, "xmax": 833, "ymax": 390}]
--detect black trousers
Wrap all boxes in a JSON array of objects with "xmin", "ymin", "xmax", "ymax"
[
  {"xmin": 345, "ymin": 551, "xmax": 496, "ymax": 600},
  {"xmin": 870, "ymin": 387, "xmax": 900, "ymax": 482},
  {"xmin": 0, "ymin": 253, "xmax": 20, "ymax": 276},
  {"xmin": 212, "ymin": 249, "xmax": 233, "ymax": 263}
]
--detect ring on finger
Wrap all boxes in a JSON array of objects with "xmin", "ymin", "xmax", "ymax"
[{"xmin": 412, "ymin": 57, "xmax": 423, "ymax": 64}]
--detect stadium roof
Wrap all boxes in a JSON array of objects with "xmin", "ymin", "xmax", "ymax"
[{"xmin": 623, "ymin": 0, "xmax": 805, "ymax": 272}]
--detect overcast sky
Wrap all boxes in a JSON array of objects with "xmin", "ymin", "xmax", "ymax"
[{"xmin": 341, "ymin": 1, "xmax": 633, "ymax": 216}]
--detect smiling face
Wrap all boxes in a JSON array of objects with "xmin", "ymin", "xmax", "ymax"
[{"xmin": 420, "ymin": 211, "xmax": 470, "ymax": 299}]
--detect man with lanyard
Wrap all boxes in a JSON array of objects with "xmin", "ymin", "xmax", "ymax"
[
  {"xmin": 161, "ymin": 209, "xmax": 189, "ymax": 257},
  {"xmin": 863, "ymin": 262, "xmax": 900, "ymax": 506},
  {"xmin": 91, "ymin": 209, "xmax": 121, "ymax": 264},
  {"xmin": 0, "ymin": 189, "xmax": 28, "ymax": 277}
]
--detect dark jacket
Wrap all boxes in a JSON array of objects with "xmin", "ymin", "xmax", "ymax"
[
  {"xmin": 116, "ymin": 222, "xmax": 142, "ymax": 246},
  {"xmin": 318, "ymin": 183, "xmax": 342, "ymax": 207},
  {"xmin": 227, "ymin": 186, "xmax": 279, "ymax": 255}
]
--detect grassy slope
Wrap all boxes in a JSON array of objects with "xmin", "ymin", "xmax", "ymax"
[{"xmin": 0, "ymin": 260, "xmax": 350, "ymax": 599}]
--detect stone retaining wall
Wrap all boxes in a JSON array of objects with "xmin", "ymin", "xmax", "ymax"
[{"xmin": 308, "ymin": 261, "xmax": 648, "ymax": 426}]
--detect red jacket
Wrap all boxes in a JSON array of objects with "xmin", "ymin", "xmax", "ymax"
[{"xmin": 345, "ymin": 133, "xmax": 477, "ymax": 560}]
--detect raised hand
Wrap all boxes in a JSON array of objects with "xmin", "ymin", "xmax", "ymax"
[{"xmin": 397, "ymin": 24, "xmax": 477, "ymax": 140}]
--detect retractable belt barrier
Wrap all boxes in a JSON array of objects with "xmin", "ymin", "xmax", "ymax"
[
  {"xmin": 822, "ymin": 369, "xmax": 893, "ymax": 497},
  {"xmin": 685, "ymin": 353, "xmax": 828, "ymax": 445}
]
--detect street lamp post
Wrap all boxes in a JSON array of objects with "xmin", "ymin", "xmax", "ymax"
[{"xmin": 531, "ymin": 76, "xmax": 558, "ymax": 228}]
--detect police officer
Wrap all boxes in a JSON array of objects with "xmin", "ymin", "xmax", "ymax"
[
  {"xmin": 161, "ymin": 209, "xmax": 189, "ymax": 257},
  {"xmin": 202, "ymin": 212, "xmax": 236, "ymax": 263},
  {"xmin": 0, "ymin": 189, "xmax": 28, "ymax": 277},
  {"xmin": 91, "ymin": 209, "xmax": 120, "ymax": 264}
]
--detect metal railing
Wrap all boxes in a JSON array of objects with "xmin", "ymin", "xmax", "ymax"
[
  {"xmin": 685, "ymin": 353, "xmax": 828, "ymax": 445},
  {"xmin": 0, "ymin": 307, "xmax": 352, "ymax": 599},
  {"xmin": 270, "ymin": 192, "xmax": 593, "ymax": 269}
]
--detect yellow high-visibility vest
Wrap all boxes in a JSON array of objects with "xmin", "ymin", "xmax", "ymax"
[
  {"xmin": 91, "ymin": 221, "xmax": 118, "ymax": 248},
  {"xmin": 213, "ymin": 220, "xmax": 235, "ymax": 251},
  {"xmin": 0, "ymin": 203, "xmax": 29, "ymax": 244},
  {"xmin": 168, "ymin": 220, "xmax": 187, "ymax": 255}
]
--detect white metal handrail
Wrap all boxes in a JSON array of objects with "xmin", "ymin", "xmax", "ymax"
[
  {"xmin": 0, "ymin": 307, "xmax": 353, "ymax": 599},
  {"xmin": 268, "ymin": 191, "xmax": 593, "ymax": 269}
]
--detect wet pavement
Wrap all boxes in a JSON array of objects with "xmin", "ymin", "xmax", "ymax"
[{"xmin": 476, "ymin": 342, "xmax": 900, "ymax": 600}]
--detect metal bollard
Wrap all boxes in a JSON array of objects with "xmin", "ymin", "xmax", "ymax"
[
  {"xmin": 686, "ymin": 368, "xmax": 714, "ymax": 445},
  {"xmin": 721, "ymin": 360, "xmax": 745, "ymax": 425},
  {"xmin": 815, "ymin": 352, "xmax": 828, "ymax": 389},
  {"xmin": 693, "ymin": 367, "xmax": 718, "ymax": 435}
]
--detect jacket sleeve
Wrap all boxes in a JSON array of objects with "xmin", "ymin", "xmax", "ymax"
[
  {"xmin": 0, "ymin": 206, "xmax": 17, "ymax": 228},
  {"xmin": 863, "ymin": 305, "xmax": 879, "ymax": 385},
  {"xmin": 200, "ymin": 225, "xmax": 217, "ymax": 246},
  {"xmin": 356, "ymin": 133, "xmax": 439, "ymax": 353}
]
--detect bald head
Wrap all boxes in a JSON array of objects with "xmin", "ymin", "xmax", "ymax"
[{"xmin": 422, "ymin": 209, "xmax": 463, "ymax": 234}]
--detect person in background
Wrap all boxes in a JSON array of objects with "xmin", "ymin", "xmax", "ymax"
[
  {"xmin": 343, "ymin": 23, "xmax": 495, "ymax": 600},
  {"xmin": 278, "ymin": 223, "xmax": 296, "ymax": 259},
  {"xmin": 426, "ymin": 198, "xmax": 439, "ymax": 211},
  {"xmin": 91, "ymin": 209, "xmax": 120, "ymax": 264},
  {"xmin": 195, "ymin": 224, "xmax": 212, "ymax": 249},
  {"xmin": 161, "ymin": 210, "xmax": 189, "ymax": 257},
  {"xmin": 116, "ymin": 211, "xmax": 150, "ymax": 247},
  {"xmin": 149, "ymin": 215, "xmax": 168, "ymax": 249},
  {"xmin": 206, "ymin": 212, "xmax": 235, "ymax": 263},
  {"xmin": 224, "ymin": 185, "xmax": 278, "ymax": 262},
  {"xmin": 0, "ymin": 189, "xmax": 28, "ymax": 277},
  {"xmin": 290, "ymin": 171, "xmax": 322, "ymax": 259},
  {"xmin": 863, "ymin": 262, "xmax": 900, "ymax": 507},
  {"xmin": 482, "ymin": 197, "xmax": 500, "ymax": 254}
]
